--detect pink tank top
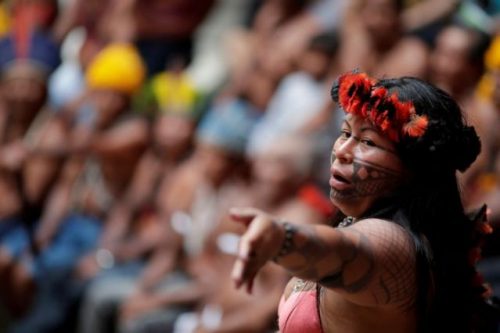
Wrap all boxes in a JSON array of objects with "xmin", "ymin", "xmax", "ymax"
[{"xmin": 278, "ymin": 285, "xmax": 324, "ymax": 333}]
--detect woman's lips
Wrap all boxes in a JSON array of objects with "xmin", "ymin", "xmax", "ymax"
[{"xmin": 329, "ymin": 173, "xmax": 352, "ymax": 191}]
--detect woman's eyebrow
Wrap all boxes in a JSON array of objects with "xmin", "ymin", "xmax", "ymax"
[
  {"xmin": 358, "ymin": 126, "xmax": 397, "ymax": 153},
  {"xmin": 342, "ymin": 120, "xmax": 352, "ymax": 129},
  {"xmin": 360, "ymin": 126, "xmax": 377, "ymax": 133}
]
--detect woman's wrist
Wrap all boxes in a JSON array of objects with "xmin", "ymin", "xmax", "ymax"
[{"xmin": 272, "ymin": 221, "xmax": 297, "ymax": 262}]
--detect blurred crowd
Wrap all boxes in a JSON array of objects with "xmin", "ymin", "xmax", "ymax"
[{"xmin": 0, "ymin": 0, "xmax": 500, "ymax": 332}]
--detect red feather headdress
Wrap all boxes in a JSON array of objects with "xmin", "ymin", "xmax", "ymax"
[{"xmin": 337, "ymin": 72, "xmax": 428, "ymax": 142}]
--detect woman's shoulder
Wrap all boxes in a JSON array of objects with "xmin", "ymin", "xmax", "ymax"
[
  {"xmin": 321, "ymin": 218, "xmax": 418, "ymax": 309},
  {"xmin": 352, "ymin": 217, "xmax": 410, "ymax": 232},
  {"xmin": 345, "ymin": 217, "xmax": 417, "ymax": 266}
]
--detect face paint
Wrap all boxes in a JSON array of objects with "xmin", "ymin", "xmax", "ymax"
[
  {"xmin": 330, "ymin": 153, "xmax": 403, "ymax": 201},
  {"xmin": 329, "ymin": 115, "xmax": 406, "ymax": 217}
]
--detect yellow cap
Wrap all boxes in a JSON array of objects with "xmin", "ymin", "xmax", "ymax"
[
  {"xmin": 86, "ymin": 43, "xmax": 146, "ymax": 95},
  {"xmin": 485, "ymin": 36, "xmax": 500, "ymax": 70}
]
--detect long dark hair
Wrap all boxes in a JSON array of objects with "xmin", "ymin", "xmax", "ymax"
[
  {"xmin": 379, "ymin": 77, "xmax": 488, "ymax": 332},
  {"xmin": 332, "ymin": 76, "xmax": 493, "ymax": 332}
]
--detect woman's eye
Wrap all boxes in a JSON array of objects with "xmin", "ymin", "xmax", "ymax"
[
  {"xmin": 361, "ymin": 139, "xmax": 376, "ymax": 147},
  {"xmin": 340, "ymin": 130, "xmax": 351, "ymax": 139}
]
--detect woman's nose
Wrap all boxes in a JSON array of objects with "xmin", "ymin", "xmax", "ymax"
[{"xmin": 333, "ymin": 138, "xmax": 355, "ymax": 164}]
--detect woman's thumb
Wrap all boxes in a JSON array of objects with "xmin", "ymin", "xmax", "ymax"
[{"xmin": 229, "ymin": 207, "xmax": 260, "ymax": 226}]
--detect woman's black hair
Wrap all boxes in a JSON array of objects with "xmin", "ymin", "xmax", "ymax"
[
  {"xmin": 383, "ymin": 77, "xmax": 481, "ymax": 174},
  {"xmin": 332, "ymin": 76, "xmax": 494, "ymax": 332}
]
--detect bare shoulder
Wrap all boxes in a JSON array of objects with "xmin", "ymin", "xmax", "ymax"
[
  {"xmin": 349, "ymin": 218, "xmax": 416, "ymax": 271},
  {"xmin": 350, "ymin": 218, "xmax": 414, "ymax": 247},
  {"xmin": 324, "ymin": 218, "xmax": 417, "ymax": 307}
]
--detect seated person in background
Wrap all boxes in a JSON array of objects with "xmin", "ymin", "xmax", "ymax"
[
  {"xmin": 134, "ymin": 55, "xmax": 200, "ymax": 167},
  {"xmin": 339, "ymin": 0, "xmax": 429, "ymax": 78},
  {"xmin": 427, "ymin": 23, "xmax": 490, "ymax": 110},
  {"xmin": 247, "ymin": 31, "xmax": 338, "ymax": 155},
  {"xmin": 0, "ymin": 26, "xmax": 60, "ymax": 317},
  {"xmin": 0, "ymin": 28, "xmax": 61, "ymax": 218}
]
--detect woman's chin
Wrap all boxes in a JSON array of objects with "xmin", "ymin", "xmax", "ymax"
[{"xmin": 330, "ymin": 191, "xmax": 372, "ymax": 218}]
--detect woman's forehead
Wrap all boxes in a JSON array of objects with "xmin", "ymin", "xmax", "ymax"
[
  {"xmin": 344, "ymin": 114, "xmax": 376, "ymax": 129},
  {"xmin": 343, "ymin": 114, "xmax": 398, "ymax": 149}
]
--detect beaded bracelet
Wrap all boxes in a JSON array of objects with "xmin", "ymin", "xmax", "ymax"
[{"xmin": 273, "ymin": 222, "xmax": 296, "ymax": 261}]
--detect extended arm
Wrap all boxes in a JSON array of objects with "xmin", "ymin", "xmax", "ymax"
[{"xmin": 231, "ymin": 208, "xmax": 416, "ymax": 307}]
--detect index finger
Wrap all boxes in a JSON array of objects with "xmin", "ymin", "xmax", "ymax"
[{"xmin": 229, "ymin": 207, "xmax": 262, "ymax": 226}]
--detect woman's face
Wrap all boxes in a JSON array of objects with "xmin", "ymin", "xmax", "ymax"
[{"xmin": 330, "ymin": 114, "xmax": 406, "ymax": 217}]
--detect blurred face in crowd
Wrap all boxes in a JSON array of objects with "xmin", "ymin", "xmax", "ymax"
[
  {"xmin": 242, "ymin": 69, "xmax": 276, "ymax": 111},
  {"xmin": 251, "ymin": 137, "xmax": 311, "ymax": 202},
  {"xmin": 256, "ymin": 46, "xmax": 294, "ymax": 83},
  {"xmin": 1, "ymin": 68, "xmax": 47, "ymax": 120},
  {"xmin": 89, "ymin": 89, "xmax": 129, "ymax": 128},
  {"xmin": 252, "ymin": 152, "xmax": 297, "ymax": 202},
  {"xmin": 153, "ymin": 114, "xmax": 195, "ymax": 159},
  {"xmin": 330, "ymin": 114, "xmax": 406, "ymax": 217},
  {"xmin": 360, "ymin": 0, "xmax": 401, "ymax": 44},
  {"xmin": 429, "ymin": 26, "xmax": 473, "ymax": 92},
  {"xmin": 195, "ymin": 142, "xmax": 237, "ymax": 187},
  {"xmin": 298, "ymin": 48, "xmax": 332, "ymax": 80}
]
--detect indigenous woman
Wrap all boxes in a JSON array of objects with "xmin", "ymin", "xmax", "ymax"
[{"xmin": 230, "ymin": 72, "xmax": 494, "ymax": 332}]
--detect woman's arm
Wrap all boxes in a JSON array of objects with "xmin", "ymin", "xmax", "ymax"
[{"xmin": 230, "ymin": 208, "xmax": 416, "ymax": 307}]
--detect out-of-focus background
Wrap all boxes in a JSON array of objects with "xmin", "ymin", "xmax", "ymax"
[{"xmin": 0, "ymin": 0, "xmax": 499, "ymax": 332}]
